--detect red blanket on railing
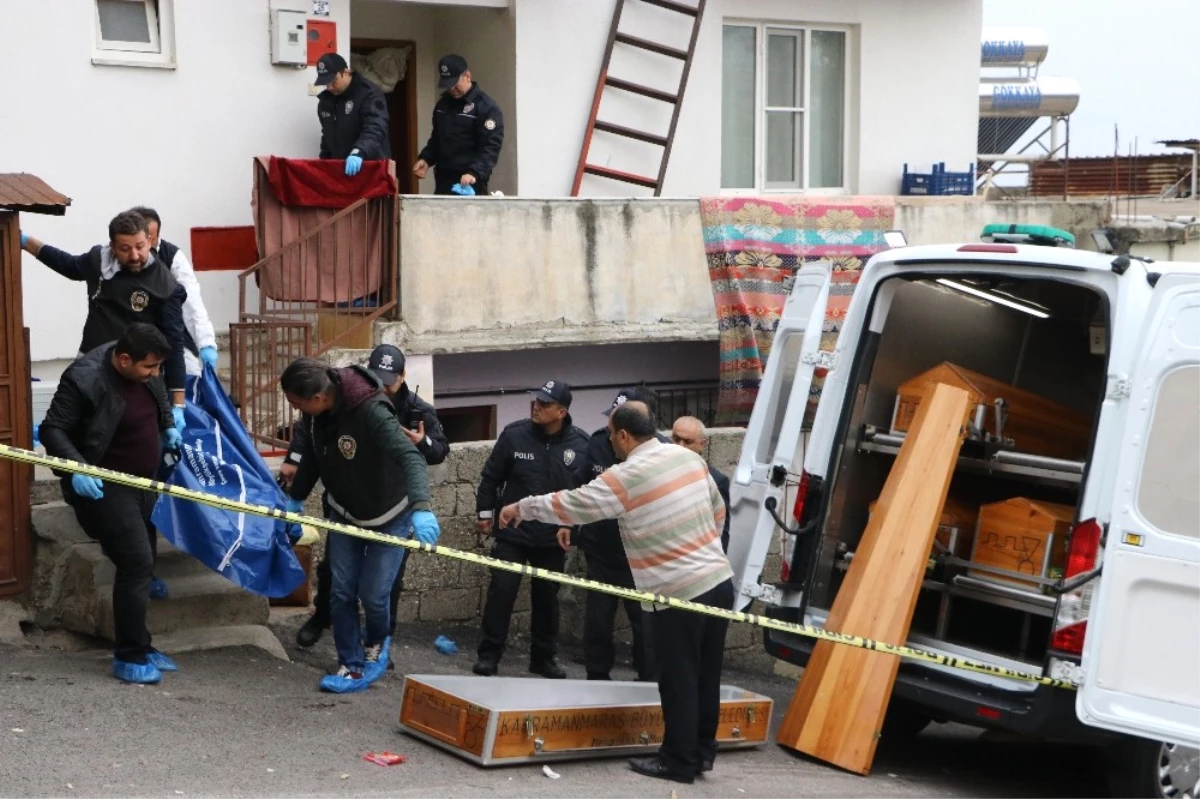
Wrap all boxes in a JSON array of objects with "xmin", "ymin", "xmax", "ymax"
[{"xmin": 266, "ymin": 156, "xmax": 397, "ymax": 208}]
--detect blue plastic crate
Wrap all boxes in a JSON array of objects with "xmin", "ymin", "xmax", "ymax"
[{"xmin": 901, "ymin": 162, "xmax": 975, "ymax": 196}]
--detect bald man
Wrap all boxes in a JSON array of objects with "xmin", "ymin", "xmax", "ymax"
[{"xmin": 671, "ymin": 417, "xmax": 731, "ymax": 552}]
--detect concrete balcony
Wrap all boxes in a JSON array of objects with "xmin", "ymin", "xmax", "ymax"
[{"xmin": 378, "ymin": 194, "xmax": 1109, "ymax": 358}]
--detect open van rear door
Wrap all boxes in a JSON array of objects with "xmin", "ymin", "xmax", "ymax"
[
  {"xmin": 727, "ymin": 262, "xmax": 831, "ymax": 611},
  {"xmin": 1077, "ymin": 273, "xmax": 1200, "ymax": 747}
]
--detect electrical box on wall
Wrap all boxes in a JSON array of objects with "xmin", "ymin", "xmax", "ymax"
[
  {"xmin": 271, "ymin": 9, "xmax": 308, "ymax": 66},
  {"xmin": 306, "ymin": 19, "xmax": 337, "ymax": 66}
]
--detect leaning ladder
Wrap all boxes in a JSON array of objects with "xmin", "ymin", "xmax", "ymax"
[{"xmin": 570, "ymin": 0, "xmax": 707, "ymax": 196}]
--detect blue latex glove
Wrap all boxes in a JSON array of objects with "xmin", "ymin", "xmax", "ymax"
[
  {"xmin": 345, "ymin": 154, "xmax": 363, "ymax": 176},
  {"xmin": 20, "ymin": 232, "xmax": 28, "ymax": 247},
  {"xmin": 71, "ymin": 474, "xmax": 104, "ymax": 500},
  {"xmin": 412, "ymin": 510, "xmax": 441, "ymax": 545},
  {"xmin": 199, "ymin": 346, "xmax": 218, "ymax": 368},
  {"xmin": 172, "ymin": 405, "xmax": 186, "ymax": 433},
  {"xmin": 163, "ymin": 428, "xmax": 182, "ymax": 451},
  {"xmin": 450, "ymin": 182, "xmax": 475, "ymax": 196},
  {"xmin": 284, "ymin": 498, "xmax": 305, "ymax": 515}
]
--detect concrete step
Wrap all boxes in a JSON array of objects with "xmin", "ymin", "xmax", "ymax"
[
  {"xmin": 30, "ymin": 501, "xmax": 271, "ymax": 649},
  {"xmin": 128, "ymin": 572, "xmax": 269, "ymax": 638}
]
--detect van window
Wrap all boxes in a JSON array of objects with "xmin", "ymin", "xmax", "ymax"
[
  {"xmin": 1137, "ymin": 364, "xmax": 1200, "ymax": 538},
  {"xmin": 756, "ymin": 333, "xmax": 806, "ymax": 464}
]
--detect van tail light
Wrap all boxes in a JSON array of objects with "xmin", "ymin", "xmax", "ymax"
[
  {"xmin": 1050, "ymin": 519, "xmax": 1103, "ymax": 656},
  {"xmin": 780, "ymin": 472, "xmax": 811, "ymax": 582}
]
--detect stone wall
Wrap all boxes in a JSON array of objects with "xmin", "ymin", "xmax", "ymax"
[{"xmin": 372, "ymin": 427, "xmax": 778, "ymax": 672}]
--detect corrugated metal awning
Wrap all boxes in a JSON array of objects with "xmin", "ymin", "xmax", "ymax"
[{"xmin": 0, "ymin": 174, "xmax": 72, "ymax": 216}]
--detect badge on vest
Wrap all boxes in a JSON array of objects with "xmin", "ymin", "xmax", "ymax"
[
  {"xmin": 130, "ymin": 290, "xmax": 150, "ymax": 312},
  {"xmin": 338, "ymin": 435, "xmax": 357, "ymax": 460},
  {"xmin": 563, "ymin": 449, "xmax": 576, "ymax": 466},
  {"xmin": 345, "ymin": 100, "xmax": 354, "ymax": 114},
  {"xmin": 484, "ymin": 119, "xmax": 497, "ymax": 130}
]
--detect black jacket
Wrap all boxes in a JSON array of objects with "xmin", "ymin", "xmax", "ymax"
[
  {"xmin": 417, "ymin": 83, "xmax": 504, "ymax": 182},
  {"xmin": 576, "ymin": 428, "xmax": 671, "ymax": 562},
  {"xmin": 35, "ymin": 245, "xmax": 188, "ymax": 391},
  {"xmin": 476, "ymin": 417, "xmax": 590, "ymax": 549},
  {"xmin": 40, "ymin": 343, "xmax": 173, "ymax": 497},
  {"xmin": 288, "ymin": 366, "xmax": 430, "ymax": 527},
  {"xmin": 710, "ymin": 466, "xmax": 732, "ymax": 552},
  {"xmin": 286, "ymin": 381, "xmax": 449, "ymax": 467},
  {"xmin": 318, "ymin": 74, "xmax": 391, "ymax": 161}
]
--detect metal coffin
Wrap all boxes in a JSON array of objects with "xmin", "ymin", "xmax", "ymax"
[{"xmin": 398, "ymin": 675, "xmax": 773, "ymax": 766}]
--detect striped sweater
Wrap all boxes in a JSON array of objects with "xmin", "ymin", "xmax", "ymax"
[{"xmin": 518, "ymin": 438, "xmax": 733, "ymax": 603}]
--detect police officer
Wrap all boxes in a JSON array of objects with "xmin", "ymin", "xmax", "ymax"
[
  {"xmin": 21, "ymin": 211, "xmax": 189, "ymax": 420},
  {"xmin": 413, "ymin": 54, "xmax": 504, "ymax": 195},
  {"xmin": 473, "ymin": 380, "xmax": 589, "ymax": 678},
  {"xmin": 286, "ymin": 344, "xmax": 449, "ymax": 650},
  {"xmin": 577, "ymin": 388, "xmax": 662, "ymax": 681},
  {"xmin": 314, "ymin": 53, "xmax": 391, "ymax": 176}
]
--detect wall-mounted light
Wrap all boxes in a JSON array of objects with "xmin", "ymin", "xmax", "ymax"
[{"xmin": 936, "ymin": 278, "xmax": 1051, "ymax": 318}]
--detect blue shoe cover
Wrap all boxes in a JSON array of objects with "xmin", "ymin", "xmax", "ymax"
[
  {"xmin": 149, "ymin": 578, "xmax": 169, "ymax": 600},
  {"xmin": 319, "ymin": 666, "xmax": 369, "ymax": 693},
  {"xmin": 112, "ymin": 658, "xmax": 162, "ymax": 684},
  {"xmin": 147, "ymin": 649, "xmax": 178, "ymax": 672}
]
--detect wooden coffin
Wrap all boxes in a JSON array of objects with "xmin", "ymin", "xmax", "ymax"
[
  {"xmin": 890, "ymin": 362, "xmax": 1091, "ymax": 460},
  {"xmin": 269, "ymin": 543, "xmax": 313, "ymax": 607},
  {"xmin": 869, "ymin": 493, "xmax": 978, "ymax": 559},
  {"xmin": 969, "ymin": 497, "xmax": 1072, "ymax": 590},
  {"xmin": 398, "ymin": 675, "xmax": 773, "ymax": 766}
]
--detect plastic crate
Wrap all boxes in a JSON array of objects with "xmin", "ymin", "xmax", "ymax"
[{"xmin": 901, "ymin": 162, "xmax": 975, "ymax": 196}]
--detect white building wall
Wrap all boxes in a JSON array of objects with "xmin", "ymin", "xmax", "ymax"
[
  {"xmin": 3, "ymin": 0, "xmax": 352, "ymax": 364},
  {"xmin": 513, "ymin": 0, "xmax": 982, "ymax": 198}
]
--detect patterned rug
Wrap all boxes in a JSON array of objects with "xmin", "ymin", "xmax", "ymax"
[{"xmin": 701, "ymin": 196, "xmax": 896, "ymax": 427}]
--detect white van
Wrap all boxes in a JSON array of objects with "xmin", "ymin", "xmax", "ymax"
[{"xmin": 727, "ymin": 243, "xmax": 1199, "ymax": 797}]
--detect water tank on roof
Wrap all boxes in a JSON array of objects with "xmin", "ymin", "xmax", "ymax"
[
  {"xmin": 979, "ymin": 77, "xmax": 1080, "ymax": 118},
  {"xmin": 981, "ymin": 27, "xmax": 1049, "ymax": 67}
]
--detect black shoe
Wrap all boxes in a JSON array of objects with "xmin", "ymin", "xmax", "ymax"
[
  {"xmin": 701, "ymin": 759, "xmax": 714, "ymax": 773},
  {"xmin": 529, "ymin": 660, "xmax": 566, "ymax": 679},
  {"xmin": 628, "ymin": 756, "xmax": 694, "ymax": 784},
  {"xmin": 586, "ymin": 672, "xmax": 611, "ymax": 681},
  {"xmin": 295, "ymin": 615, "xmax": 328, "ymax": 648},
  {"xmin": 472, "ymin": 658, "xmax": 498, "ymax": 676}
]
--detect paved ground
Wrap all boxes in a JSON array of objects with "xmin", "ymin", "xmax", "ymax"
[{"xmin": 0, "ymin": 616, "xmax": 1111, "ymax": 798}]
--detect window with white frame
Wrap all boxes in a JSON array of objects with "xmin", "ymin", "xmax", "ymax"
[
  {"xmin": 721, "ymin": 23, "xmax": 848, "ymax": 192},
  {"xmin": 94, "ymin": 0, "xmax": 175, "ymax": 67}
]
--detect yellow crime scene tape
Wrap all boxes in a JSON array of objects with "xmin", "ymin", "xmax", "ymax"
[{"xmin": 0, "ymin": 443, "xmax": 1078, "ymax": 690}]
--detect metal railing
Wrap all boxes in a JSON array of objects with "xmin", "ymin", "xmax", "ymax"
[{"xmin": 234, "ymin": 191, "xmax": 398, "ymax": 452}]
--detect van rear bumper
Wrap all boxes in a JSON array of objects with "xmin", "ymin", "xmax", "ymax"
[{"xmin": 762, "ymin": 606, "xmax": 1118, "ymax": 744}]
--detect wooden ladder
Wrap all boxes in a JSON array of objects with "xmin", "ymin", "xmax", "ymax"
[{"xmin": 570, "ymin": 0, "xmax": 707, "ymax": 196}]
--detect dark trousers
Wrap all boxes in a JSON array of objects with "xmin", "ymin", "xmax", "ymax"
[
  {"xmin": 69, "ymin": 484, "xmax": 158, "ymax": 663},
  {"xmin": 478, "ymin": 539, "xmax": 564, "ymax": 664},
  {"xmin": 583, "ymin": 551, "xmax": 656, "ymax": 680},
  {"xmin": 434, "ymin": 169, "xmax": 488, "ymax": 196},
  {"xmin": 652, "ymin": 579, "xmax": 733, "ymax": 778},
  {"xmin": 311, "ymin": 545, "xmax": 409, "ymax": 637}
]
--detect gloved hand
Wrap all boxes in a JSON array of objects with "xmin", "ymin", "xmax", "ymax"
[
  {"xmin": 71, "ymin": 474, "xmax": 104, "ymax": 500},
  {"xmin": 412, "ymin": 510, "xmax": 441, "ymax": 545},
  {"xmin": 345, "ymin": 154, "xmax": 363, "ymax": 176},
  {"xmin": 199, "ymin": 346, "xmax": 218, "ymax": 368},
  {"xmin": 450, "ymin": 183, "xmax": 475, "ymax": 196},
  {"xmin": 284, "ymin": 498, "xmax": 305, "ymax": 514},
  {"xmin": 163, "ymin": 428, "xmax": 182, "ymax": 451},
  {"xmin": 20, "ymin": 232, "xmax": 28, "ymax": 248},
  {"xmin": 172, "ymin": 405, "xmax": 186, "ymax": 433}
]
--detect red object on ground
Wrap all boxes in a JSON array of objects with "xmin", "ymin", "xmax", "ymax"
[
  {"xmin": 363, "ymin": 751, "xmax": 407, "ymax": 766},
  {"xmin": 266, "ymin": 157, "xmax": 397, "ymax": 209},
  {"xmin": 189, "ymin": 226, "xmax": 260, "ymax": 271}
]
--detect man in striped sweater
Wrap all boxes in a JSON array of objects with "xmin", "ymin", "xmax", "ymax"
[{"xmin": 500, "ymin": 402, "xmax": 734, "ymax": 785}]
